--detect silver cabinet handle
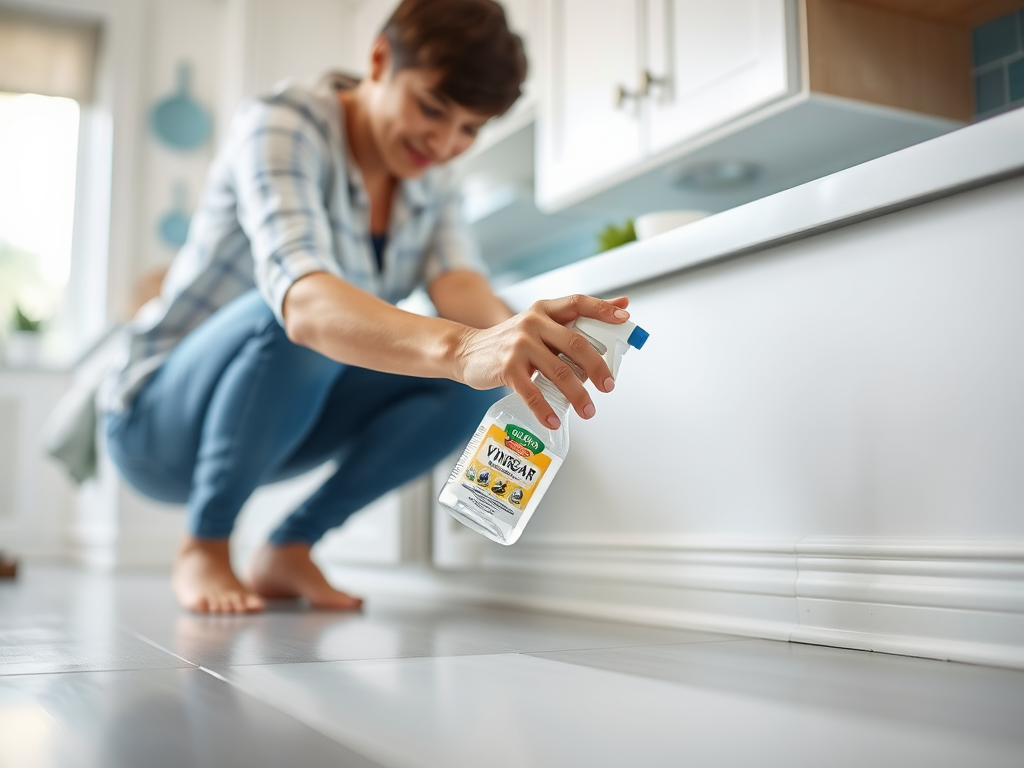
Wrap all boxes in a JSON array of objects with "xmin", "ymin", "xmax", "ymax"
[
  {"xmin": 614, "ymin": 83, "xmax": 643, "ymax": 109},
  {"xmin": 640, "ymin": 70, "xmax": 669, "ymax": 97},
  {"xmin": 615, "ymin": 71, "xmax": 669, "ymax": 108}
]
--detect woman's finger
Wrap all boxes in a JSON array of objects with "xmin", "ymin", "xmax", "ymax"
[
  {"xmin": 539, "ymin": 322, "xmax": 614, "ymax": 394},
  {"xmin": 538, "ymin": 294, "xmax": 630, "ymax": 326},
  {"xmin": 531, "ymin": 343, "xmax": 596, "ymax": 420},
  {"xmin": 511, "ymin": 373, "xmax": 563, "ymax": 429}
]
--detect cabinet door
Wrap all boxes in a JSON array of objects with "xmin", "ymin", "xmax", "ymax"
[
  {"xmin": 536, "ymin": 0, "xmax": 644, "ymax": 210},
  {"xmin": 645, "ymin": 0, "xmax": 792, "ymax": 156}
]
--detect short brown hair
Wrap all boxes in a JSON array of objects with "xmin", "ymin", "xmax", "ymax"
[{"xmin": 382, "ymin": 0, "xmax": 527, "ymax": 116}]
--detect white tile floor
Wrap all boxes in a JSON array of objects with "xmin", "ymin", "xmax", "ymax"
[{"xmin": 2, "ymin": 565, "xmax": 1023, "ymax": 767}]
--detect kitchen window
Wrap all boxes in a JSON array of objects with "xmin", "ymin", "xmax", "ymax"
[
  {"xmin": 0, "ymin": 7, "xmax": 99, "ymax": 361},
  {"xmin": 0, "ymin": 91, "xmax": 81, "ymax": 334}
]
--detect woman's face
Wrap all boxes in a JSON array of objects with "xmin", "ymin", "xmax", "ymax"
[{"xmin": 366, "ymin": 39, "xmax": 493, "ymax": 178}]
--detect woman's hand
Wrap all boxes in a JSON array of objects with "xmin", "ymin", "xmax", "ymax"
[{"xmin": 454, "ymin": 294, "xmax": 631, "ymax": 429}]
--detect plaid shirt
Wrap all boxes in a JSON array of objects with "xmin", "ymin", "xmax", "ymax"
[{"xmin": 102, "ymin": 76, "xmax": 486, "ymax": 412}]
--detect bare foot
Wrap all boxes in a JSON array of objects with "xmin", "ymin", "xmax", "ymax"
[
  {"xmin": 246, "ymin": 543, "xmax": 363, "ymax": 610},
  {"xmin": 172, "ymin": 536, "xmax": 264, "ymax": 614}
]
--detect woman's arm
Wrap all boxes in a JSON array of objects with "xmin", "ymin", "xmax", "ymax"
[
  {"xmin": 283, "ymin": 271, "xmax": 631, "ymax": 429},
  {"xmin": 428, "ymin": 270, "xmax": 514, "ymax": 329},
  {"xmin": 283, "ymin": 271, "xmax": 467, "ymax": 379}
]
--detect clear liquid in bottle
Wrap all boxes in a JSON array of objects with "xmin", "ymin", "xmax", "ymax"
[{"xmin": 437, "ymin": 375, "xmax": 569, "ymax": 546}]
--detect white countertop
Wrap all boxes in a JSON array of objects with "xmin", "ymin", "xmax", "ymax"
[{"xmin": 500, "ymin": 107, "xmax": 1024, "ymax": 309}]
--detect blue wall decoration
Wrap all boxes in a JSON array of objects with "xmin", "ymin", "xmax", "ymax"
[
  {"xmin": 150, "ymin": 62, "xmax": 211, "ymax": 150},
  {"xmin": 158, "ymin": 182, "xmax": 192, "ymax": 249}
]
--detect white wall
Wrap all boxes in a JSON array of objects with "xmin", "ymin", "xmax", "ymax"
[
  {"xmin": 536, "ymin": 175, "xmax": 1024, "ymax": 668},
  {"xmin": 345, "ymin": 0, "xmax": 395, "ymax": 72},
  {"xmin": 229, "ymin": 0, "xmax": 355, "ymax": 95},
  {"xmin": 536, "ymin": 177, "xmax": 1024, "ymax": 543}
]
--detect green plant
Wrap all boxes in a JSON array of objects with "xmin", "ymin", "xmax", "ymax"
[
  {"xmin": 596, "ymin": 219, "xmax": 637, "ymax": 253},
  {"xmin": 12, "ymin": 305, "xmax": 43, "ymax": 333}
]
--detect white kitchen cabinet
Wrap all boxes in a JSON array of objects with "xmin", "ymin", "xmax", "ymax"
[
  {"xmin": 0, "ymin": 370, "xmax": 76, "ymax": 559},
  {"xmin": 537, "ymin": 0, "xmax": 793, "ymax": 210},
  {"xmin": 645, "ymin": 0, "xmax": 789, "ymax": 154},
  {"xmin": 535, "ymin": 0, "xmax": 984, "ymax": 214},
  {"xmin": 536, "ymin": 0, "xmax": 645, "ymax": 206}
]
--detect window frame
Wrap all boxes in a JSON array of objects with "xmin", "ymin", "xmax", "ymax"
[{"xmin": 4, "ymin": 0, "xmax": 147, "ymax": 363}]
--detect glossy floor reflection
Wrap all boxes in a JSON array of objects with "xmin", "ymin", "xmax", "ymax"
[{"xmin": 3, "ymin": 565, "xmax": 1023, "ymax": 768}]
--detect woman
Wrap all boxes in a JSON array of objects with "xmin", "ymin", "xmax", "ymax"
[{"xmin": 103, "ymin": 0, "xmax": 630, "ymax": 614}]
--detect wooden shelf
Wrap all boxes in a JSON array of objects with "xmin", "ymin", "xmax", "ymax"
[
  {"xmin": 847, "ymin": 0, "xmax": 1024, "ymax": 27},
  {"xmin": 805, "ymin": 0, "xmax": 977, "ymax": 122}
]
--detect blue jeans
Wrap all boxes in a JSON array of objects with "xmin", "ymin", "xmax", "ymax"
[{"xmin": 106, "ymin": 290, "xmax": 497, "ymax": 545}]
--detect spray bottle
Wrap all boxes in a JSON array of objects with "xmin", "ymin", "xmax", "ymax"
[{"xmin": 438, "ymin": 316, "xmax": 649, "ymax": 545}]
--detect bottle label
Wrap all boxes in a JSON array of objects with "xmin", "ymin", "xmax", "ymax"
[{"xmin": 448, "ymin": 422, "xmax": 560, "ymax": 524}]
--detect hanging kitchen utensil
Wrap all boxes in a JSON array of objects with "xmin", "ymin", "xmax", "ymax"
[
  {"xmin": 150, "ymin": 62, "xmax": 211, "ymax": 150},
  {"xmin": 157, "ymin": 181, "xmax": 191, "ymax": 248}
]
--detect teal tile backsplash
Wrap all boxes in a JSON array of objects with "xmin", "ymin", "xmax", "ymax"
[
  {"xmin": 1009, "ymin": 57, "xmax": 1024, "ymax": 102},
  {"xmin": 972, "ymin": 8, "xmax": 1024, "ymax": 119},
  {"xmin": 972, "ymin": 13, "xmax": 1020, "ymax": 67},
  {"xmin": 976, "ymin": 67, "xmax": 1007, "ymax": 114}
]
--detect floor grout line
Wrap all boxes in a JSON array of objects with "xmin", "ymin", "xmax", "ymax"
[
  {"xmin": 191, "ymin": 663, "xmax": 391, "ymax": 766},
  {"xmin": 0, "ymin": 666, "xmax": 189, "ymax": 679},
  {"xmin": 520, "ymin": 637, "xmax": 762, "ymax": 657},
  {"xmin": 119, "ymin": 625, "xmax": 201, "ymax": 668}
]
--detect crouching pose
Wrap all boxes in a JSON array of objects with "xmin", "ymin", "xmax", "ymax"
[{"xmin": 102, "ymin": 0, "xmax": 630, "ymax": 613}]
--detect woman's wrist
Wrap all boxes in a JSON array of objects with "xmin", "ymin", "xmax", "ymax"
[{"xmin": 438, "ymin": 320, "xmax": 475, "ymax": 385}]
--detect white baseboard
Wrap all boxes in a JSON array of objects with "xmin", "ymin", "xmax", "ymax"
[
  {"xmin": 791, "ymin": 538, "xmax": 1024, "ymax": 667},
  {"xmin": 72, "ymin": 519, "xmax": 181, "ymax": 571},
  {"xmin": 324, "ymin": 535, "xmax": 1024, "ymax": 670}
]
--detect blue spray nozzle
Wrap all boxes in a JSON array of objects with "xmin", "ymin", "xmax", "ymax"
[{"xmin": 627, "ymin": 325, "xmax": 649, "ymax": 350}]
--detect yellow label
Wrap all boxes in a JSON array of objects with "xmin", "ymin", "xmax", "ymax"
[{"xmin": 462, "ymin": 424, "xmax": 552, "ymax": 512}]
